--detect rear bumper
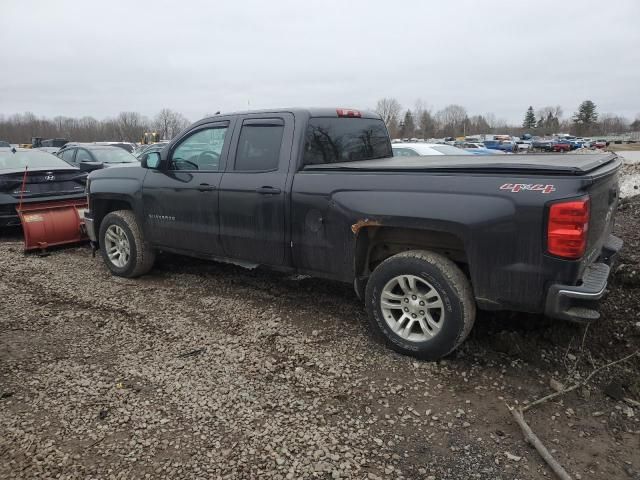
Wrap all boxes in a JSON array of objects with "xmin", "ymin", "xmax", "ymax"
[{"xmin": 544, "ymin": 234, "xmax": 623, "ymax": 322}]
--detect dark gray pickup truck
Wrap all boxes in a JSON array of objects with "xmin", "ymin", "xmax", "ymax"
[{"xmin": 84, "ymin": 108, "xmax": 622, "ymax": 359}]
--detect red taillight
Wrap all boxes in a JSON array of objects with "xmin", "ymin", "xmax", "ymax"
[
  {"xmin": 547, "ymin": 198, "xmax": 590, "ymax": 259},
  {"xmin": 336, "ymin": 108, "xmax": 361, "ymax": 118}
]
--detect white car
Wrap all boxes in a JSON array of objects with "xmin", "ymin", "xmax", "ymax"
[{"xmin": 392, "ymin": 143, "xmax": 472, "ymax": 157}]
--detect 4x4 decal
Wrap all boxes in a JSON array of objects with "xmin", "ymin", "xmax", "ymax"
[{"xmin": 500, "ymin": 183, "xmax": 556, "ymax": 194}]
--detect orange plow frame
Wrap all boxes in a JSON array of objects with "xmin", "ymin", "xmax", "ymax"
[{"xmin": 17, "ymin": 199, "xmax": 89, "ymax": 251}]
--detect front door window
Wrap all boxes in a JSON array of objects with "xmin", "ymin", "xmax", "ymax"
[{"xmin": 171, "ymin": 127, "xmax": 227, "ymax": 171}]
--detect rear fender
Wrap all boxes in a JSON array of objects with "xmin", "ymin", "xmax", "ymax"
[{"xmin": 330, "ymin": 190, "xmax": 516, "ymax": 288}]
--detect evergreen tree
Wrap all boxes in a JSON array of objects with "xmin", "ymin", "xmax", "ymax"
[
  {"xmin": 399, "ymin": 110, "xmax": 416, "ymax": 138},
  {"xmin": 546, "ymin": 113, "xmax": 559, "ymax": 132},
  {"xmin": 418, "ymin": 110, "xmax": 435, "ymax": 139},
  {"xmin": 522, "ymin": 106, "xmax": 536, "ymax": 129},
  {"xmin": 572, "ymin": 100, "xmax": 598, "ymax": 135}
]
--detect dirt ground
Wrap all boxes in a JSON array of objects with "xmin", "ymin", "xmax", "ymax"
[{"xmin": 1, "ymin": 198, "xmax": 639, "ymax": 480}]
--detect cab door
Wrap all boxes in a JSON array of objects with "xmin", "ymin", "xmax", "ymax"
[
  {"xmin": 218, "ymin": 114, "xmax": 294, "ymax": 266},
  {"xmin": 142, "ymin": 120, "xmax": 233, "ymax": 255}
]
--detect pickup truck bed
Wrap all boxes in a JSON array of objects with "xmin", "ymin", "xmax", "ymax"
[
  {"xmin": 84, "ymin": 108, "xmax": 622, "ymax": 360},
  {"xmin": 306, "ymin": 152, "xmax": 617, "ymax": 174}
]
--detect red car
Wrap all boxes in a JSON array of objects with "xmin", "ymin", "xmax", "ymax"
[{"xmin": 552, "ymin": 140, "xmax": 572, "ymax": 152}]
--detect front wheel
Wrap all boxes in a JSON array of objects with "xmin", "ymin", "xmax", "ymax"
[
  {"xmin": 365, "ymin": 250, "xmax": 475, "ymax": 360},
  {"xmin": 99, "ymin": 210, "xmax": 155, "ymax": 278}
]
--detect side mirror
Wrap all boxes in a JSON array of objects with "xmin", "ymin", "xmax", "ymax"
[
  {"xmin": 79, "ymin": 161, "xmax": 104, "ymax": 172},
  {"xmin": 143, "ymin": 152, "xmax": 161, "ymax": 169}
]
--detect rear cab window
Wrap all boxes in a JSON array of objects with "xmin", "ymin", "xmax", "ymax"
[
  {"xmin": 303, "ymin": 117, "xmax": 392, "ymax": 165},
  {"xmin": 392, "ymin": 148, "xmax": 417, "ymax": 157}
]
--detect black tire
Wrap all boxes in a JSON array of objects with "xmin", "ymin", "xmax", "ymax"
[
  {"xmin": 365, "ymin": 250, "xmax": 475, "ymax": 360},
  {"xmin": 98, "ymin": 210, "xmax": 155, "ymax": 278}
]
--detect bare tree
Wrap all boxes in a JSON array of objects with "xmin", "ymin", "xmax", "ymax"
[
  {"xmin": 413, "ymin": 99, "xmax": 428, "ymax": 123},
  {"xmin": 598, "ymin": 114, "xmax": 629, "ymax": 135},
  {"xmin": 114, "ymin": 112, "xmax": 149, "ymax": 142},
  {"xmin": 153, "ymin": 108, "xmax": 190, "ymax": 140},
  {"xmin": 375, "ymin": 98, "xmax": 402, "ymax": 136},
  {"xmin": 434, "ymin": 104, "xmax": 467, "ymax": 137}
]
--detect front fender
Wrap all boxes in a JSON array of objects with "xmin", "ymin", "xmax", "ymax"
[{"xmin": 88, "ymin": 169, "xmax": 148, "ymax": 229}]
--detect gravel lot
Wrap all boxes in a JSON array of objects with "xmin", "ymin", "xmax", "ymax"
[{"xmin": 1, "ymin": 195, "xmax": 639, "ymax": 479}]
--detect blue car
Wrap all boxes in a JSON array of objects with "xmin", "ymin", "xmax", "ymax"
[
  {"xmin": 483, "ymin": 140, "xmax": 515, "ymax": 153},
  {"xmin": 462, "ymin": 142, "xmax": 505, "ymax": 155}
]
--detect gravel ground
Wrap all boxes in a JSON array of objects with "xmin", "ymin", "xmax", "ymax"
[{"xmin": 1, "ymin": 197, "xmax": 639, "ymax": 479}]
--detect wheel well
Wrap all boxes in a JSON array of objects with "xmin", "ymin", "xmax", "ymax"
[
  {"xmin": 92, "ymin": 199, "xmax": 133, "ymax": 241},
  {"xmin": 355, "ymin": 226, "xmax": 468, "ymax": 278}
]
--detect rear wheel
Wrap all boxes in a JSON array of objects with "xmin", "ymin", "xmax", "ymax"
[
  {"xmin": 99, "ymin": 210, "xmax": 155, "ymax": 278},
  {"xmin": 365, "ymin": 250, "xmax": 475, "ymax": 360}
]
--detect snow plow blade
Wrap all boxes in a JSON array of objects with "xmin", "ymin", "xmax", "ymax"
[{"xmin": 17, "ymin": 199, "xmax": 88, "ymax": 251}]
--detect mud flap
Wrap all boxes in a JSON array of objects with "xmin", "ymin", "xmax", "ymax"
[{"xmin": 17, "ymin": 199, "xmax": 89, "ymax": 251}]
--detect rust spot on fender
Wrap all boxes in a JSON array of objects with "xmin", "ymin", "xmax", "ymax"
[{"xmin": 351, "ymin": 218, "xmax": 382, "ymax": 234}]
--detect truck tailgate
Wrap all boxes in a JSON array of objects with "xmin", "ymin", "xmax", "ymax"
[{"xmin": 582, "ymin": 157, "xmax": 622, "ymax": 264}]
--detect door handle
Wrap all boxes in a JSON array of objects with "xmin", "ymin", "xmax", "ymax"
[
  {"xmin": 256, "ymin": 186, "xmax": 281, "ymax": 195},
  {"xmin": 197, "ymin": 183, "xmax": 216, "ymax": 192}
]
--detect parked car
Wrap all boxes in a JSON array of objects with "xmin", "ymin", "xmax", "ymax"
[
  {"xmin": 93, "ymin": 141, "xmax": 136, "ymax": 153},
  {"xmin": 0, "ymin": 141, "xmax": 11, "ymax": 148},
  {"xmin": 484, "ymin": 140, "xmax": 515, "ymax": 153},
  {"xmin": 36, "ymin": 147, "xmax": 62, "ymax": 154},
  {"xmin": 593, "ymin": 139, "xmax": 608, "ymax": 149},
  {"xmin": 495, "ymin": 140, "xmax": 516, "ymax": 153},
  {"xmin": 57, "ymin": 144, "xmax": 139, "ymax": 171},
  {"xmin": 552, "ymin": 139, "xmax": 572, "ymax": 152},
  {"xmin": 461, "ymin": 143, "xmax": 505, "ymax": 155},
  {"xmin": 135, "ymin": 143, "xmax": 167, "ymax": 160},
  {"xmin": 532, "ymin": 139, "xmax": 554, "ymax": 151},
  {"xmin": 392, "ymin": 143, "xmax": 472, "ymax": 156},
  {"xmin": 84, "ymin": 107, "xmax": 622, "ymax": 360},
  {"xmin": 40, "ymin": 138, "xmax": 68, "ymax": 149},
  {"xmin": 482, "ymin": 140, "xmax": 501, "ymax": 150},
  {"xmin": 515, "ymin": 141, "xmax": 532, "ymax": 152},
  {"xmin": 0, "ymin": 149, "xmax": 87, "ymax": 227}
]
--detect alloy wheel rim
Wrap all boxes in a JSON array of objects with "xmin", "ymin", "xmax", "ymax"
[
  {"xmin": 380, "ymin": 274, "xmax": 444, "ymax": 342},
  {"xmin": 104, "ymin": 225, "xmax": 131, "ymax": 268}
]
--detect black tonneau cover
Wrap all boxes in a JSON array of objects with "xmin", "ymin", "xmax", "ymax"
[{"xmin": 304, "ymin": 153, "xmax": 619, "ymax": 175}]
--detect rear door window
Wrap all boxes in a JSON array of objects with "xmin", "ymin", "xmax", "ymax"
[
  {"xmin": 60, "ymin": 148, "xmax": 76, "ymax": 163},
  {"xmin": 303, "ymin": 117, "xmax": 392, "ymax": 165},
  {"xmin": 234, "ymin": 119, "xmax": 284, "ymax": 171},
  {"xmin": 75, "ymin": 149, "xmax": 93, "ymax": 163}
]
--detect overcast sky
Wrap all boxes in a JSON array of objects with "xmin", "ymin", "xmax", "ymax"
[{"xmin": 1, "ymin": 0, "xmax": 639, "ymax": 124}]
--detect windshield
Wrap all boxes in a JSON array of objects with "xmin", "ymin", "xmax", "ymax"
[
  {"xmin": 431, "ymin": 145, "xmax": 472, "ymax": 155},
  {"xmin": 91, "ymin": 148, "xmax": 138, "ymax": 164},
  {"xmin": 0, "ymin": 150, "xmax": 73, "ymax": 170},
  {"xmin": 303, "ymin": 117, "xmax": 392, "ymax": 165}
]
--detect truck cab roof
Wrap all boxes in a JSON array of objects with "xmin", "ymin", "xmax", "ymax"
[{"xmin": 195, "ymin": 107, "xmax": 382, "ymax": 125}]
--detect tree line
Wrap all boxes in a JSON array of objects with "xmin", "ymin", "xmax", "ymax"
[
  {"xmin": 0, "ymin": 109, "xmax": 190, "ymax": 144},
  {"xmin": 376, "ymin": 98, "xmax": 640, "ymax": 139},
  {"xmin": 2, "ymin": 101, "xmax": 638, "ymax": 144}
]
